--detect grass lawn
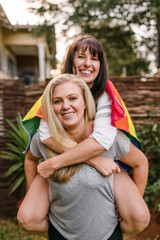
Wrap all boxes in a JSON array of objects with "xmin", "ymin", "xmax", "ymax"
[{"xmin": 0, "ymin": 218, "xmax": 46, "ymax": 240}]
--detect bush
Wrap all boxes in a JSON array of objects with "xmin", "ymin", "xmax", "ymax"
[
  {"xmin": 136, "ymin": 122, "xmax": 160, "ymax": 217},
  {"xmin": 0, "ymin": 113, "xmax": 29, "ymax": 194}
]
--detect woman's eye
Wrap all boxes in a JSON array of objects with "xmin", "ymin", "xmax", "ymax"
[
  {"xmin": 70, "ymin": 97, "xmax": 77, "ymax": 101},
  {"xmin": 78, "ymin": 55, "xmax": 84, "ymax": 59},
  {"xmin": 53, "ymin": 100, "xmax": 61, "ymax": 104},
  {"xmin": 92, "ymin": 57, "xmax": 98, "ymax": 61}
]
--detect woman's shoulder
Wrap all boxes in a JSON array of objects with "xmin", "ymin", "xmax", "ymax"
[
  {"xmin": 30, "ymin": 131, "xmax": 43, "ymax": 151},
  {"xmin": 31, "ymin": 131, "xmax": 40, "ymax": 142},
  {"xmin": 96, "ymin": 90, "xmax": 112, "ymax": 108},
  {"xmin": 30, "ymin": 131, "xmax": 47, "ymax": 159}
]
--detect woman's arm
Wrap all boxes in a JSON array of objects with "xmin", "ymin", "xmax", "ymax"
[
  {"xmin": 38, "ymin": 92, "xmax": 117, "ymax": 177},
  {"xmin": 37, "ymin": 142, "xmax": 121, "ymax": 179},
  {"xmin": 39, "ymin": 120, "xmax": 64, "ymax": 153},
  {"xmin": 25, "ymin": 149, "xmax": 40, "ymax": 189},
  {"xmin": 17, "ymin": 171, "xmax": 49, "ymax": 234},
  {"xmin": 37, "ymin": 137, "xmax": 106, "ymax": 178},
  {"xmin": 18, "ymin": 133, "xmax": 49, "ymax": 234},
  {"xmin": 120, "ymin": 143, "xmax": 148, "ymax": 196},
  {"xmin": 114, "ymin": 170, "xmax": 150, "ymax": 236},
  {"xmin": 38, "ymin": 133, "xmax": 148, "ymax": 197},
  {"xmin": 86, "ymin": 155, "xmax": 121, "ymax": 176}
]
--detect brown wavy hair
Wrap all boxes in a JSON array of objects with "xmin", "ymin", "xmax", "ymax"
[{"xmin": 63, "ymin": 35, "xmax": 108, "ymax": 101}]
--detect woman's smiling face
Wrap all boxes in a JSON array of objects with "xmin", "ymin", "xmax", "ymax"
[
  {"xmin": 73, "ymin": 46, "xmax": 100, "ymax": 88},
  {"xmin": 52, "ymin": 81, "xmax": 86, "ymax": 131}
]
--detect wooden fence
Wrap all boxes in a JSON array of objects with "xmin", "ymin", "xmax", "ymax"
[
  {"xmin": 0, "ymin": 79, "xmax": 44, "ymax": 218},
  {"xmin": 0, "ymin": 76, "xmax": 160, "ymax": 217},
  {"xmin": 110, "ymin": 76, "xmax": 160, "ymax": 123}
]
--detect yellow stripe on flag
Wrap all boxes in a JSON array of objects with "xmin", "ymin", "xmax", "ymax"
[
  {"xmin": 23, "ymin": 96, "xmax": 43, "ymax": 121},
  {"xmin": 121, "ymin": 99, "xmax": 138, "ymax": 141}
]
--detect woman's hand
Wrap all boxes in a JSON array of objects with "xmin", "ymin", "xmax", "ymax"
[
  {"xmin": 86, "ymin": 156, "xmax": 121, "ymax": 176},
  {"xmin": 37, "ymin": 159, "xmax": 55, "ymax": 178}
]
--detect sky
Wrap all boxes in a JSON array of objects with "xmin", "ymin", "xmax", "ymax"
[{"xmin": 0, "ymin": 0, "xmax": 38, "ymax": 25}]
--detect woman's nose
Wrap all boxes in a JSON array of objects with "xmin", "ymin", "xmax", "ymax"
[
  {"xmin": 62, "ymin": 100, "xmax": 70, "ymax": 109},
  {"xmin": 84, "ymin": 57, "xmax": 91, "ymax": 66}
]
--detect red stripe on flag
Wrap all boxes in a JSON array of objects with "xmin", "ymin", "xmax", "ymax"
[{"xmin": 106, "ymin": 80, "xmax": 127, "ymax": 128}]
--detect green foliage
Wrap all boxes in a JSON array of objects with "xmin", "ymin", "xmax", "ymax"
[
  {"xmin": 136, "ymin": 122, "xmax": 160, "ymax": 216},
  {"xmin": 83, "ymin": 21, "xmax": 149, "ymax": 76},
  {"xmin": 67, "ymin": 0, "xmax": 159, "ymax": 70},
  {"xmin": 1, "ymin": 113, "xmax": 29, "ymax": 194},
  {"xmin": 66, "ymin": 0, "xmax": 160, "ymax": 68},
  {"xmin": 31, "ymin": 24, "xmax": 57, "ymax": 68}
]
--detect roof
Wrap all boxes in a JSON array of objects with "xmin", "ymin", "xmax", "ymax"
[
  {"xmin": 0, "ymin": 4, "xmax": 36, "ymax": 31},
  {"xmin": 0, "ymin": 4, "xmax": 12, "ymax": 29}
]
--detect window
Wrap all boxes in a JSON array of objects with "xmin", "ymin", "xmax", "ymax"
[{"xmin": 7, "ymin": 56, "xmax": 15, "ymax": 77}]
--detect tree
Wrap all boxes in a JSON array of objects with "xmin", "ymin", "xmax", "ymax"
[
  {"xmin": 83, "ymin": 21, "xmax": 149, "ymax": 76},
  {"xmin": 112, "ymin": 0, "xmax": 160, "ymax": 69},
  {"xmin": 65, "ymin": 0, "xmax": 160, "ymax": 70},
  {"xmin": 26, "ymin": 0, "xmax": 153, "ymax": 75},
  {"xmin": 31, "ymin": 24, "xmax": 57, "ymax": 68}
]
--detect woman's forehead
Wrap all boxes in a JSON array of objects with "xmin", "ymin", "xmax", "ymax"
[
  {"xmin": 76, "ymin": 44, "xmax": 98, "ymax": 55},
  {"xmin": 53, "ymin": 81, "xmax": 80, "ymax": 93},
  {"xmin": 52, "ymin": 81, "xmax": 84, "ymax": 99}
]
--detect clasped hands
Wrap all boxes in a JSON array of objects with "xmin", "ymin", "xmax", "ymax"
[
  {"xmin": 37, "ymin": 158, "xmax": 55, "ymax": 178},
  {"xmin": 37, "ymin": 156, "xmax": 121, "ymax": 179}
]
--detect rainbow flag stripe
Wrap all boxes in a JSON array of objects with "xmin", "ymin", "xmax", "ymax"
[
  {"xmin": 22, "ymin": 95, "xmax": 43, "ymax": 137},
  {"xmin": 22, "ymin": 80, "xmax": 141, "ymax": 152},
  {"xmin": 106, "ymin": 80, "xmax": 141, "ymax": 150}
]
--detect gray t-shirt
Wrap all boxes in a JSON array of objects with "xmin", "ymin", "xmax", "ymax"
[{"xmin": 30, "ymin": 131, "xmax": 130, "ymax": 240}]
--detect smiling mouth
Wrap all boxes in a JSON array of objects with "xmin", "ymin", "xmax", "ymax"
[
  {"xmin": 62, "ymin": 112, "xmax": 74, "ymax": 117},
  {"xmin": 80, "ymin": 70, "xmax": 93, "ymax": 75}
]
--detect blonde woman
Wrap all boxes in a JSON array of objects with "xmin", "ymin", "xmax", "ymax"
[{"xmin": 17, "ymin": 74, "xmax": 150, "ymax": 239}]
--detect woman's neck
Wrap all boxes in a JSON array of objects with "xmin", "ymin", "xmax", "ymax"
[{"xmin": 68, "ymin": 121, "xmax": 93, "ymax": 143}]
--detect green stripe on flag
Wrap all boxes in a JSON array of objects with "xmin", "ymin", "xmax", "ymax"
[{"xmin": 22, "ymin": 117, "xmax": 41, "ymax": 137}]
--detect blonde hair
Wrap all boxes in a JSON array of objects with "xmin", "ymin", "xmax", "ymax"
[{"xmin": 41, "ymin": 73, "xmax": 95, "ymax": 183}]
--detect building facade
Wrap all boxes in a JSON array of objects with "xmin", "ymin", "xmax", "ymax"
[{"xmin": 0, "ymin": 4, "xmax": 54, "ymax": 84}]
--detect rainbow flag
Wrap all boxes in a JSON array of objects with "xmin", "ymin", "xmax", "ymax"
[
  {"xmin": 106, "ymin": 80, "xmax": 141, "ymax": 172},
  {"xmin": 22, "ymin": 80, "xmax": 141, "ymax": 152}
]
